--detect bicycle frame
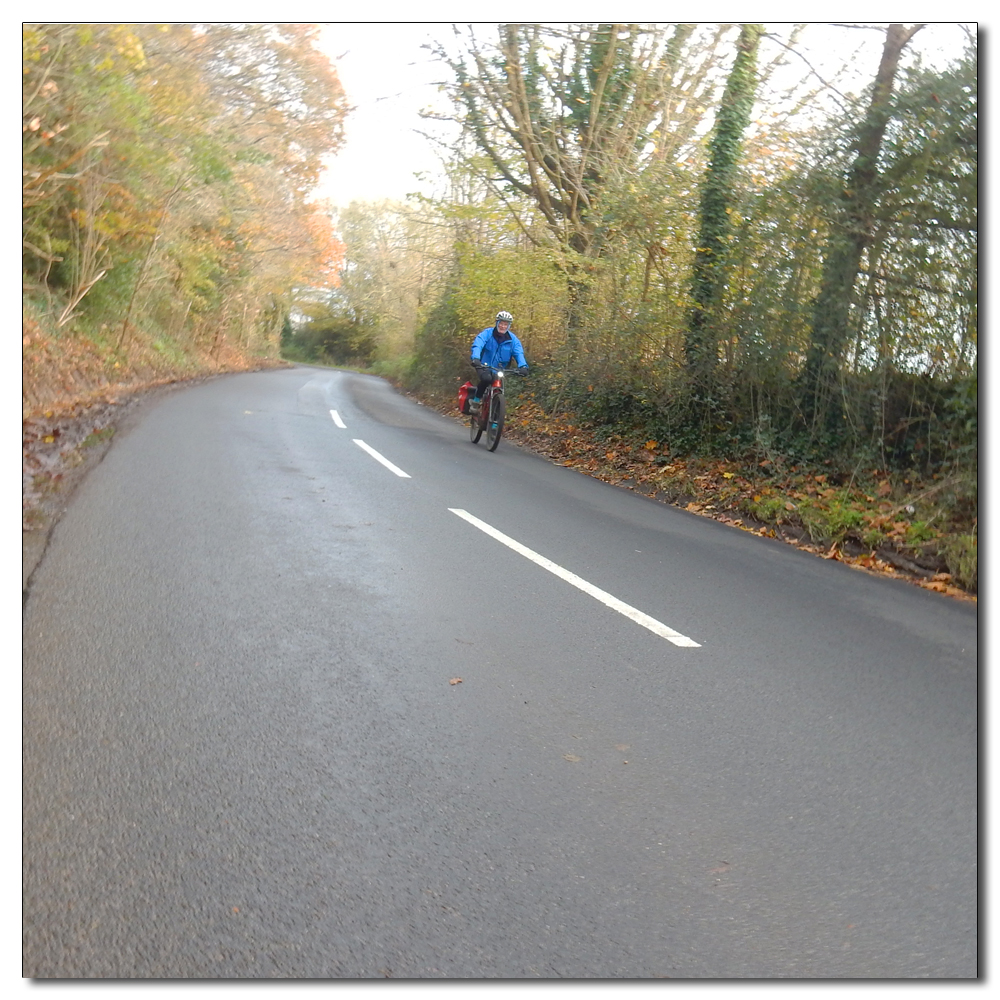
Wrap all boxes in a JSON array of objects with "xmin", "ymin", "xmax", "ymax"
[
  {"xmin": 469, "ymin": 366, "xmax": 523, "ymax": 451},
  {"xmin": 476, "ymin": 370, "xmax": 504, "ymax": 425}
]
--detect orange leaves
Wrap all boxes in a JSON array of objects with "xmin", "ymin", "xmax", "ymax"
[
  {"xmin": 302, "ymin": 205, "xmax": 345, "ymax": 284},
  {"xmin": 920, "ymin": 576, "xmax": 967, "ymax": 598}
]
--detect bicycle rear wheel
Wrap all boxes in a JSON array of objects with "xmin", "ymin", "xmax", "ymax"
[
  {"xmin": 470, "ymin": 401, "xmax": 483, "ymax": 443},
  {"xmin": 486, "ymin": 394, "xmax": 506, "ymax": 451}
]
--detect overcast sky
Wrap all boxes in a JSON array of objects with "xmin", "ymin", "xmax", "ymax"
[{"xmin": 314, "ymin": 23, "xmax": 458, "ymax": 207}]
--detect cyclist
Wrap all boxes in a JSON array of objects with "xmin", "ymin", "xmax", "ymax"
[{"xmin": 470, "ymin": 310, "xmax": 529, "ymax": 409}]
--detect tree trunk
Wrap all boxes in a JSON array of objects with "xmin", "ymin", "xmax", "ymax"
[
  {"xmin": 801, "ymin": 23, "xmax": 924, "ymax": 428},
  {"xmin": 118, "ymin": 175, "xmax": 185, "ymax": 348},
  {"xmin": 685, "ymin": 23, "xmax": 763, "ymax": 402}
]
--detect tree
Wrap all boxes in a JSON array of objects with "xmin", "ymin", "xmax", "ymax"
[
  {"xmin": 864, "ymin": 47, "xmax": 977, "ymax": 379},
  {"xmin": 23, "ymin": 22, "xmax": 349, "ymax": 358},
  {"xmin": 189, "ymin": 23, "xmax": 346, "ymax": 201},
  {"xmin": 801, "ymin": 23, "xmax": 925, "ymax": 427},
  {"xmin": 685, "ymin": 23, "xmax": 764, "ymax": 397},
  {"xmin": 432, "ymin": 23, "xmax": 732, "ymax": 338}
]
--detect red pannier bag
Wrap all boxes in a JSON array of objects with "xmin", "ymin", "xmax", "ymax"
[{"xmin": 457, "ymin": 381, "xmax": 476, "ymax": 414}]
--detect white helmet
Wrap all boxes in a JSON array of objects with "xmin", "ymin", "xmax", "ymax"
[{"xmin": 496, "ymin": 310, "xmax": 513, "ymax": 324}]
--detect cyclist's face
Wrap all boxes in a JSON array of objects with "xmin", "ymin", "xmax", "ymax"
[{"xmin": 497, "ymin": 320, "xmax": 510, "ymax": 334}]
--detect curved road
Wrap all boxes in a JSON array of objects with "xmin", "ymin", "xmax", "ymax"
[{"xmin": 23, "ymin": 366, "xmax": 977, "ymax": 978}]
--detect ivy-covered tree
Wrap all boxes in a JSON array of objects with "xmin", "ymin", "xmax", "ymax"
[
  {"xmin": 685, "ymin": 23, "xmax": 763, "ymax": 398},
  {"xmin": 431, "ymin": 23, "xmax": 731, "ymax": 338}
]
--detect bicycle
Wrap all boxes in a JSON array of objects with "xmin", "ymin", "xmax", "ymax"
[{"xmin": 469, "ymin": 366, "xmax": 527, "ymax": 452}]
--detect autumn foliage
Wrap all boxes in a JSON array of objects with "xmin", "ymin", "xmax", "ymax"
[{"xmin": 22, "ymin": 23, "xmax": 347, "ymax": 412}]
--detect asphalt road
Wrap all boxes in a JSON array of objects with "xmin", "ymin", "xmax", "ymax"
[{"xmin": 22, "ymin": 365, "xmax": 978, "ymax": 979}]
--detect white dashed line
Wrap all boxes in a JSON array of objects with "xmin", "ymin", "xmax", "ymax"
[
  {"xmin": 353, "ymin": 440, "xmax": 411, "ymax": 478},
  {"xmin": 330, "ymin": 409, "xmax": 346, "ymax": 428},
  {"xmin": 448, "ymin": 508, "xmax": 700, "ymax": 647}
]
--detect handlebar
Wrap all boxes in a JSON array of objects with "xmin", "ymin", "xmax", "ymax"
[{"xmin": 476, "ymin": 365, "xmax": 528, "ymax": 378}]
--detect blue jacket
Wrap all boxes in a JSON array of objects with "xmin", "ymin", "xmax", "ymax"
[{"xmin": 471, "ymin": 326, "xmax": 528, "ymax": 370}]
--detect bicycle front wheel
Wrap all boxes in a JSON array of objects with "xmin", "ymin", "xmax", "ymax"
[{"xmin": 486, "ymin": 394, "xmax": 506, "ymax": 451}]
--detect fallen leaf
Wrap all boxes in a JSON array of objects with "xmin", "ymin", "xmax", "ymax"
[
  {"xmin": 563, "ymin": 754, "xmax": 581, "ymax": 762},
  {"xmin": 449, "ymin": 677, "xmax": 462, "ymax": 685}
]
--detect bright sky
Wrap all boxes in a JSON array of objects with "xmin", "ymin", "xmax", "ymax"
[{"xmin": 314, "ymin": 23, "xmax": 457, "ymax": 207}]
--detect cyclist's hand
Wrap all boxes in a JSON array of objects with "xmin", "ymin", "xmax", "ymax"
[{"xmin": 517, "ymin": 365, "xmax": 529, "ymax": 375}]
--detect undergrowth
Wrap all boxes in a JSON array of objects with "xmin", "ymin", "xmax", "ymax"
[{"xmin": 405, "ymin": 380, "xmax": 977, "ymax": 598}]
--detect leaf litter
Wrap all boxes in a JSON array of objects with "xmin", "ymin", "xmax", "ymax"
[{"xmin": 407, "ymin": 387, "xmax": 975, "ymax": 600}]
